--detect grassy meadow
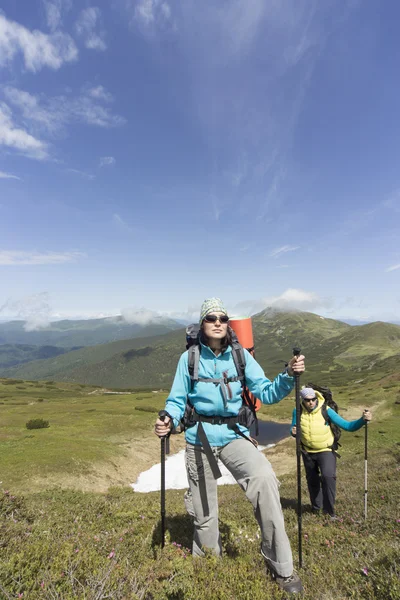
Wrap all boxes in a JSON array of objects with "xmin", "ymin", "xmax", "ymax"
[{"xmin": 0, "ymin": 375, "xmax": 399, "ymax": 599}]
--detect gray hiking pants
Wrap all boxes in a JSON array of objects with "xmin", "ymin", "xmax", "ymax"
[{"xmin": 185, "ymin": 439, "xmax": 294, "ymax": 578}]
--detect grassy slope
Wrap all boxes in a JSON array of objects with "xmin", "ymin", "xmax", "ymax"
[
  {"xmin": 0, "ymin": 344, "xmax": 76, "ymax": 369},
  {"xmin": 0, "ymin": 329, "xmax": 184, "ymax": 383},
  {"xmin": 0, "ymin": 384, "xmax": 399, "ymax": 599}
]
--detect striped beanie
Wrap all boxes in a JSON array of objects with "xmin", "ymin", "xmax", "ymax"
[{"xmin": 199, "ymin": 298, "xmax": 228, "ymax": 323}]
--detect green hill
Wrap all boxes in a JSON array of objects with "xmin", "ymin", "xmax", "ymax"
[
  {"xmin": 2, "ymin": 310, "xmax": 399, "ymax": 390},
  {"xmin": 0, "ymin": 314, "xmax": 182, "ymax": 348},
  {"xmin": 0, "ymin": 343, "xmax": 78, "ymax": 369}
]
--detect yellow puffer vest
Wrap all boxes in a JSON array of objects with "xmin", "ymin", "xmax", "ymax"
[{"xmin": 300, "ymin": 392, "xmax": 334, "ymax": 453}]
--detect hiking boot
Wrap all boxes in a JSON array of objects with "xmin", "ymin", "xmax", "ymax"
[
  {"xmin": 270, "ymin": 570, "xmax": 303, "ymax": 594},
  {"xmin": 261, "ymin": 547, "xmax": 303, "ymax": 594}
]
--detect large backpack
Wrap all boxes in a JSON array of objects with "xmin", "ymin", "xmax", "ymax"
[
  {"xmin": 183, "ymin": 323, "xmax": 259, "ymax": 435},
  {"xmin": 305, "ymin": 382, "xmax": 342, "ymax": 455}
]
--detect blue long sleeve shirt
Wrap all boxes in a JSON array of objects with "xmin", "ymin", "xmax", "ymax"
[{"xmin": 165, "ymin": 343, "xmax": 294, "ymax": 447}]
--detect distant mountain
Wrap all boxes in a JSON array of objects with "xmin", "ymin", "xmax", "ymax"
[
  {"xmin": 0, "ymin": 344, "xmax": 78, "ymax": 369},
  {"xmin": 3, "ymin": 309, "xmax": 399, "ymax": 389},
  {"xmin": 0, "ymin": 315, "xmax": 182, "ymax": 348}
]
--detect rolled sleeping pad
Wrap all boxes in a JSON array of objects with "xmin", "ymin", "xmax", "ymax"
[
  {"xmin": 229, "ymin": 316, "xmax": 254, "ymax": 352},
  {"xmin": 229, "ymin": 316, "xmax": 261, "ymax": 411}
]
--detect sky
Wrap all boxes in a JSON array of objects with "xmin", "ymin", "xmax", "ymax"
[{"xmin": 1, "ymin": 0, "xmax": 400, "ymax": 325}]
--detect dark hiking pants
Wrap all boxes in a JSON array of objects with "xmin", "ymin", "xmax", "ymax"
[{"xmin": 302, "ymin": 450, "xmax": 337, "ymax": 516}]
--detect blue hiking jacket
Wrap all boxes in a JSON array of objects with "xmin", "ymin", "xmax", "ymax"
[{"xmin": 165, "ymin": 342, "xmax": 294, "ymax": 447}]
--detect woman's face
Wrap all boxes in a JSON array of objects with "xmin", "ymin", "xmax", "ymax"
[
  {"xmin": 302, "ymin": 396, "xmax": 318, "ymax": 411},
  {"xmin": 202, "ymin": 312, "xmax": 229, "ymax": 343}
]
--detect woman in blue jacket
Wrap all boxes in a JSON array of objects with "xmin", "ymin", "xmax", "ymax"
[
  {"xmin": 155, "ymin": 298, "xmax": 305, "ymax": 595},
  {"xmin": 291, "ymin": 387, "xmax": 372, "ymax": 518}
]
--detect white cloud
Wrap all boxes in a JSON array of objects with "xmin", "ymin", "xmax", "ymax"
[
  {"xmin": 269, "ymin": 245, "xmax": 300, "ymax": 258},
  {"xmin": 0, "ymin": 170, "xmax": 21, "ymax": 180},
  {"xmin": 99, "ymin": 156, "xmax": 116, "ymax": 167},
  {"xmin": 133, "ymin": 0, "xmax": 172, "ymax": 27},
  {"xmin": 386, "ymin": 263, "xmax": 400, "ymax": 273},
  {"xmin": 75, "ymin": 7, "xmax": 107, "ymax": 51},
  {"xmin": 120, "ymin": 307, "xmax": 160, "ymax": 325},
  {"xmin": 0, "ymin": 250, "xmax": 86, "ymax": 265},
  {"xmin": 88, "ymin": 85, "xmax": 113, "ymax": 102},
  {"xmin": 42, "ymin": 0, "xmax": 72, "ymax": 31},
  {"xmin": 266, "ymin": 288, "xmax": 330, "ymax": 311},
  {"xmin": 0, "ymin": 13, "xmax": 78, "ymax": 72},
  {"xmin": 0, "ymin": 292, "xmax": 52, "ymax": 331},
  {"xmin": 232, "ymin": 288, "xmax": 332, "ymax": 316},
  {"xmin": 0, "ymin": 102, "xmax": 49, "ymax": 160}
]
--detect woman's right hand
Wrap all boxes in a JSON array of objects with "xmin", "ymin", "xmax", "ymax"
[
  {"xmin": 291, "ymin": 426, "xmax": 297, "ymax": 436},
  {"xmin": 155, "ymin": 415, "xmax": 171, "ymax": 437}
]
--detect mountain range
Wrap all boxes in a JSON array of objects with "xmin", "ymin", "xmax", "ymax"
[{"xmin": 1, "ymin": 309, "xmax": 399, "ymax": 390}]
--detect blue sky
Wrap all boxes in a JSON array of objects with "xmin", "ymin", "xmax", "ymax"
[{"xmin": 0, "ymin": 0, "xmax": 399, "ymax": 325}]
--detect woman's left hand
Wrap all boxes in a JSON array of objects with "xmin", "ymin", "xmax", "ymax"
[{"xmin": 287, "ymin": 354, "xmax": 305, "ymax": 376}]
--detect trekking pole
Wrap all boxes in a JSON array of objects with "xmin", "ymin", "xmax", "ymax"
[
  {"xmin": 364, "ymin": 419, "xmax": 368, "ymax": 520},
  {"xmin": 158, "ymin": 410, "xmax": 170, "ymax": 548},
  {"xmin": 293, "ymin": 346, "xmax": 303, "ymax": 568}
]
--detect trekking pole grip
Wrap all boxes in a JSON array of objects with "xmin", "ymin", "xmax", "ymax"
[{"xmin": 158, "ymin": 410, "xmax": 170, "ymax": 455}]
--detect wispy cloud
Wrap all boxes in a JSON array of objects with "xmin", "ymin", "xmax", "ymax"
[
  {"xmin": 0, "ymin": 13, "xmax": 78, "ymax": 72},
  {"xmin": 1, "ymin": 86, "xmax": 125, "ymax": 159},
  {"xmin": 0, "ymin": 102, "xmax": 49, "ymax": 160},
  {"xmin": 66, "ymin": 168, "xmax": 95, "ymax": 180},
  {"xmin": 42, "ymin": 0, "xmax": 72, "ymax": 31},
  {"xmin": 386, "ymin": 263, "xmax": 400, "ymax": 273},
  {"xmin": 99, "ymin": 156, "xmax": 116, "ymax": 167},
  {"xmin": 0, "ymin": 250, "xmax": 86, "ymax": 265},
  {"xmin": 269, "ymin": 245, "xmax": 299, "ymax": 258},
  {"xmin": 4, "ymin": 85, "xmax": 125, "ymax": 132},
  {"xmin": 0, "ymin": 170, "xmax": 21, "ymax": 180},
  {"xmin": 112, "ymin": 213, "xmax": 134, "ymax": 233},
  {"xmin": 75, "ymin": 7, "xmax": 107, "ymax": 51}
]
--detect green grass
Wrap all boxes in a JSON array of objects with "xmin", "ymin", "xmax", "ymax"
[
  {"xmin": 0, "ymin": 379, "xmax": 170, "ymax": 492},
  {"xmin": 0, "ymin": 399, "xmax": 399, "ymax": 599},
  {"xmin": 1, "ymin": 355, "xmax": 400, "ymax": 599}
]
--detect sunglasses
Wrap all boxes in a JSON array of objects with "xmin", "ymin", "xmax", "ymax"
[
  {"xmin": 303, "ymin": 397, "xmax": 317, "ymax": 403},
  {"xmin": 203, "ymin": 314, "xmax": 230, "ymax": 324}
]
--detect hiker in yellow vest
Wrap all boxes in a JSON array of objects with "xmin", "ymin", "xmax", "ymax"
[{"xmin": 291, "ymin": 387, "xmax": 372, "ymax": 518}]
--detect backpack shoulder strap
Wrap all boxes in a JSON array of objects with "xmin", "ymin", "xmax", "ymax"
[
  {"xmin": 188, "ymin": 345, "xmax": 200, "ymax": 385},
  {"xmin": 231, "ymin": 340, "xmax": 246, "ymax": 383},
  {"xmin": 321, "ymin": 402, "xmax": 330, "ymax": 422}
]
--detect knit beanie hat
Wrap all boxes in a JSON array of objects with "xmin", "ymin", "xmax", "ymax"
[
  {"xmin": 199, "ymin": 298, "xmax": 228, "ymax": 323},
  {"xmin": 300, "ymin": 387, "xmax": 316, "ymax": 400}
]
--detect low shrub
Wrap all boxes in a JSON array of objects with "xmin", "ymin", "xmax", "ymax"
[{"xmin": 25, "ymin": 419, "xmax": 50, "ymax": 430}]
